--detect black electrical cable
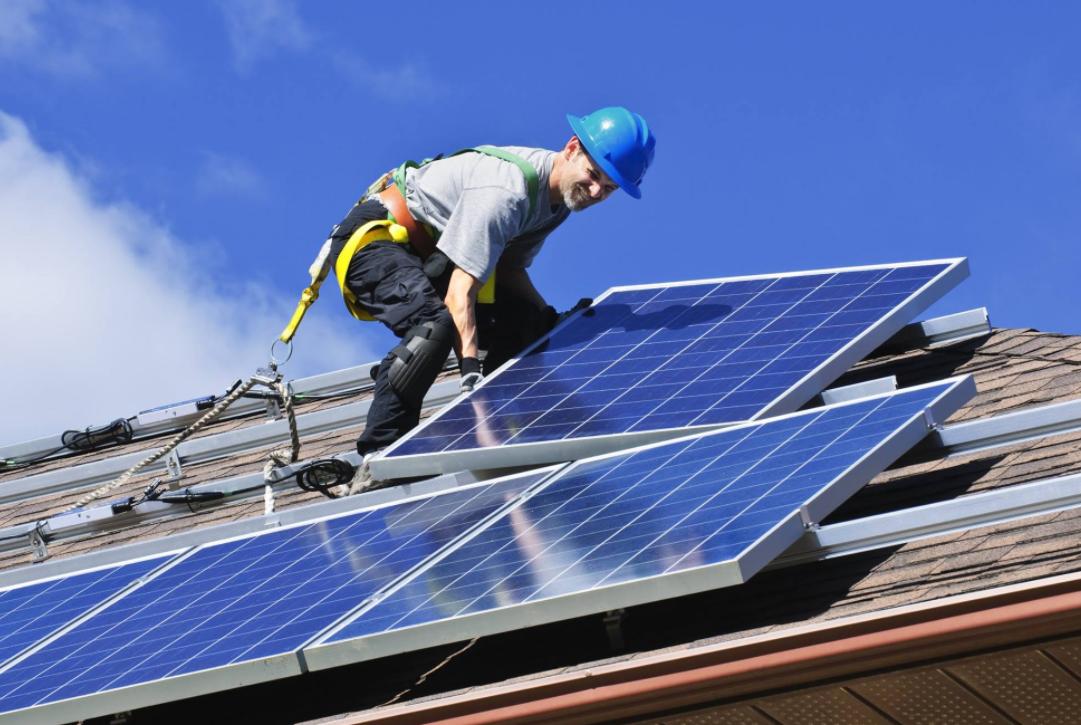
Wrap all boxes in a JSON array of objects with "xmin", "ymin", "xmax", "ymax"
[
  {"xmin": 110, "ymin": 478, "xmax": 263, "ymax": 517},
  {"xmin": 61, "ymin": 418, "xmax": 135, "ymax": 453},
  {"xmin": 296, "ymin": 459, "xmax": 355, "ymax": 498},
  {"xmin": 0, "ymin": 444, "xmax": 67, "ymax": 471},
  {"xmin": 158, "ymin": 490, "xmax": 226, "ymax": 504},
  {"xmin": 1, "ymin": 417, "xmax": 138, "ymax": 471},
  {"xmin": 293, "ymin": 384, "xmax": 376, "ymax": 402}
]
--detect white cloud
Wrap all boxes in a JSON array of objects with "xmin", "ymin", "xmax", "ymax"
[
  {"xmin": 0, "ymin": 0, "xmax": 166, "ymax": 78},
  {"xmin": 196, "ymin": 152, "xmax": 268, "ymax": 199},
  {"xmin": 0, "ymin": 0, "xmax": 44, "ymax": 56},
  {"xmin": 330, "ymin": 51, "xmax": 445, "ymax": 102},
  {"xmin": 0, "ymin": 112, "xmax": 380, "ymax": 444},
  {"xmin": 215, "ymin": 0, "xmax": 311, "ymax": 72},
  {"xmin": 213, "ymin": 0, "xmax": 441, "ymax": 98}
]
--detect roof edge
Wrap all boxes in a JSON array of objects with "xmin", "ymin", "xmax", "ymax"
[{"xmin": 334, "ymin": 569, "xmax": 1081, "ymax": 725}]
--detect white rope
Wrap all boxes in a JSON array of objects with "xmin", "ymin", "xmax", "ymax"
[
  {"xmin": 261, "ymin": 380, "xmax": 301, "ymax": 514},
  {"xmin": 69, "ymin": 373, "xmax": 303, "ymax": 514},
  {"xmin": 68, "ymin": 377, "xmax": 259, "ymax": 512}
]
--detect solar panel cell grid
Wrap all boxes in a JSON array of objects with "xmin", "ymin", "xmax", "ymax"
[
  {"xmin": 0, "ymin": 557, "xmax": 168, "ymax": 668},
  {"xmin": 385, "ymin": 263, "xmax": 953, "ymax": 464},
  {"xmin": 0, "ymin": 476, "xmax": 535, "ymax": 714},
  {"xmin": 327, "ymin": 382, "xmax": 951, "ymax": 643}
]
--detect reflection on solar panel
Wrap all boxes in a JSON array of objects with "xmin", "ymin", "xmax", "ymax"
[
  {"xmin": 309, "ymin": 377, "xmax": 974, "ymax": 666},
  {"xmin": 0, "ymin": 556, "xmax": 170, "ymax": 668},
  {"xmin": 374, "ymin": 260, "xmax": 968, "ymax": 479},
  {"xmin": 0, "ymin": 475, "xmax": 537, "ymax": 716}
]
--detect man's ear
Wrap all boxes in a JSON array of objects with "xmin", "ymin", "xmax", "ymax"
[{"xmin": 564, "ymin": 136, "xmax": 581, "ymax": 158}]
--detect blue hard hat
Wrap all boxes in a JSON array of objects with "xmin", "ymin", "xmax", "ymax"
[{"xmin": 567, "ymin": 107, "xmax": 656, "ymax": 199}]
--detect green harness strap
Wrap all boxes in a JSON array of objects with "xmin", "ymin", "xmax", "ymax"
[{"xmin": 390, "ymin": 146, "xmax": 541, "ymax": 231}]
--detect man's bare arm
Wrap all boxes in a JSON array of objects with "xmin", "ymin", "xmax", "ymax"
[
  {"xmin": 445, "ymin": 265, "xmax": 483, "ymax": 359},
  {"xmin": 495, "ymin": 263, "xmax": 547, "ymax": 311}
]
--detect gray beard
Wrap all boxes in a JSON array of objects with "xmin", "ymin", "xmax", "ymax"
[{"xmin": 562, "ymin": 183, "xmax": 593, "ymax": 212}]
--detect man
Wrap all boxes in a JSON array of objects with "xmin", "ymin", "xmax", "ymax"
[{"xmin": 326, "ymin": 107, "xmax": 656, "ymax": 481}]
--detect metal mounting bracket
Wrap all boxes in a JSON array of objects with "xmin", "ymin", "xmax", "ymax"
[
  {"xmin": 604, "ymin": 608, "xmax": 626, "ymax": 650},
  {"xmin": 799, "ymin": 504, "xmax": 817, "ymax": 531},
  {"xmin": 165, "ymin": 449, "xmax": 183, "ymax": 485},
  {"xmin": 264, "ymin": 398, "xmax": 282, "ymax": 421},
  {"xmin": 923, "ymin": 408, "xmax": 939, "ymax": 432},
  {"xmin": 28, "ymin": 527, "xmax": 48, "ymax": 561},
  {"xmin": 253, "ymin": 366, "xmax": 284, "ymax": 387}
]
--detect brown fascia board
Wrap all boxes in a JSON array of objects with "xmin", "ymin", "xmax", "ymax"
[{"xmin": 333, "ymin": 570, "xmax": 1081, "ymax": 725}]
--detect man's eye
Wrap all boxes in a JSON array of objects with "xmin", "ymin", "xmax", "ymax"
[{"xmin": 589, "ymin": 170, "xmax": 599, "ymax": 180}]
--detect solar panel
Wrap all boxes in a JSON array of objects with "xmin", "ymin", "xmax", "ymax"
[
  {"xmin": 0, "ymin": 472, "xmax": 545, "ymax": 720},
  {"xmin": 373, "ymin": 260, "xmax": 969, "ymax": 479},
  {"xmin": 306, "ymin": 376, "xmax": 975, "ymax": 668},
  {"xmin": 0, "ymin": 556, "xmax": 172, "ymax": 669}
]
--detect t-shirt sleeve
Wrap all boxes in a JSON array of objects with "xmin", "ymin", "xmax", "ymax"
[{"xmin": 435, "ymin": 185, "xmax": 529, "ymax": 282}]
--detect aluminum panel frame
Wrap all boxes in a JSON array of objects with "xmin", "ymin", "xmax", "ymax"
[
  {"xmin": 373, "ymin": 423, "xmax": 725, "ymax": 479},
  {"xmin": 373, "ymin": 260, "xmax": 969, "ymax": 480},
  {"xmin": 0, "ymin": 467, "xmax": 559, "ymax": 589},
  {"xmin": 0, "ymin": 654, "xmax": 301, "ymax": 725}
]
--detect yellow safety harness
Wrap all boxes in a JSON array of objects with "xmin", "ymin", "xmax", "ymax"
[
  {"xmin": 281, "ymin": 220, "xmax": 406, "ymax": 342},
  {"xmin": 280, "ymin": 147, "xmax": 537, "ymax": 344}
]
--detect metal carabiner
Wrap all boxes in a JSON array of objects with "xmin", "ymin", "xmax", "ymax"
[{"xmin": 270, "ymin": 338, "xmax": 294, "ymax": 367}]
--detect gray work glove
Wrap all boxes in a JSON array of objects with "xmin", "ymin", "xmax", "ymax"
[{"xmin": 459, "ymin": 356, "xmax": 484, "ymax": 392}]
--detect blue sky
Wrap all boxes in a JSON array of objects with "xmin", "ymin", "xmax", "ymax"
[{"xmin": 2, "ymin": 1, "xmax": 1080, "ymax": 441}]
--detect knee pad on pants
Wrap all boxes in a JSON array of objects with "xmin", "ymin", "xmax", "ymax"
[{"xmin": 387, "ymin": 317, "xmax": 455, "ymax": 408}]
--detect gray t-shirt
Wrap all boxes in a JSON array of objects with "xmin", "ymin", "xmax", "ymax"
[{"xmin": 404, "ymin": 146, "xmax": 570, "ymax": 283}]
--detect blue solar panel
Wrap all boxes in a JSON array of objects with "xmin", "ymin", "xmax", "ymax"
[
  {"xmin": 0, "ymin": 476, "xmax": 537, "ymax": 714},
  {"xmin": 0, "ymin": 557, "xmax": 169, "ymax": 668},
  {"xmin": 376, "ymin": 261, "xmax": 965, "ymax": 478},
  {"xmin": 326, "ymin": 381, "xmax": 964, "ymax": 644}
]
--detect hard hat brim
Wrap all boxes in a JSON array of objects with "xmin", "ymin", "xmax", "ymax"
[{"xmin": 567, "ymin": 114, "xmax": 643, "ymax": 200}]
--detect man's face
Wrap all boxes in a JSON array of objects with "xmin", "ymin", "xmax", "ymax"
[{"xmin": 560, "ymin": 140, "xmax": 619, "ymax": 212}]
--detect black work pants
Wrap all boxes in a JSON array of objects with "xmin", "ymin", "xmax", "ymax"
[{"xmin": 331, "ymin": 200, "xmax": 453, "ymax": 455}]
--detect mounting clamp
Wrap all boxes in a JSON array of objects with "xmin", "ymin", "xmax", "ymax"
[
  {"xmin": 165, "ymin": 449, "xmax": 183, "ymax": 484},
  {"xmin": 923, "ymin": 408, "xmax": 939, "ymax": 432},
  {"xmin": 604, "ymin": 608, "xmax": 626, "ymax": 650},
  {"xmin": 28, "ymin": 526, "xmax": 48, "ymax": 561}
]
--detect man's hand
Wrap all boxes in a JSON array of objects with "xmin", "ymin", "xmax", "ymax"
[
  {"xmin": 552, "ymin": 298, "xmax": 594, "ymax": 329},
  {"xmin": 459, "ymin": 356, "xmax": 484, "ymax": 392}
]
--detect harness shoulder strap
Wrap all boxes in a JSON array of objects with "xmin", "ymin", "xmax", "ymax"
[
  {"xmin": 468, "ymin": 146, "xmax": 540, "ymax": 225},
  {"xmin": 393, "ymin": 148, "xmax": 541, "ymax": 228}
]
